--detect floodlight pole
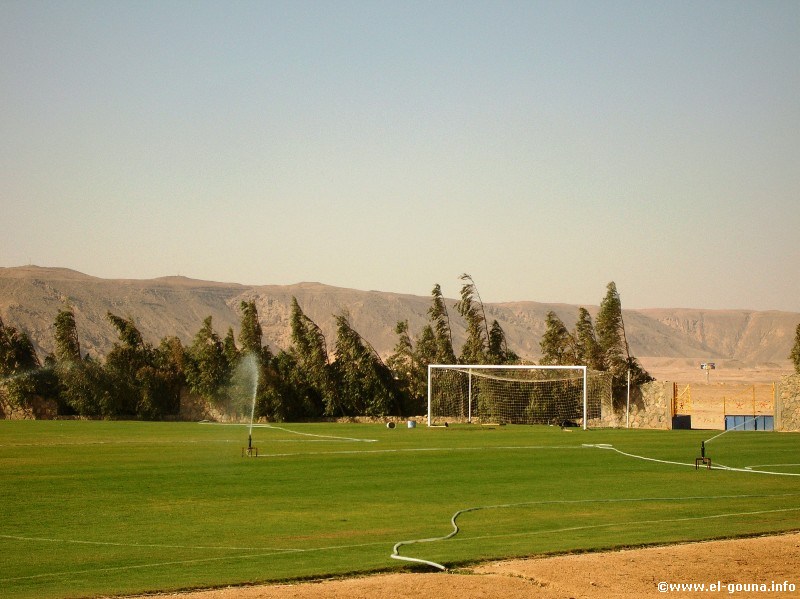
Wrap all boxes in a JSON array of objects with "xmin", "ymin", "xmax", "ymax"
[
  {"xmin": 468, "ymin": 368, "xmax": 473, "ymax": 424},
  {"xmin": 626, "ymin": 369, "xmax": 631, "ymax": 429},
  {"xmin": 427, "ymin": 364, "xmax": 432, "ymax": 427},
  {"xmin": 582, "ymin": 366, "xmax": 588, "ymax": 430}
]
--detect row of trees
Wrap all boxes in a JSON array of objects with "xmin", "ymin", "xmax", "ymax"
[{"xmin": 1, "ymin": 276, "xmax": 648, "ymax": 420}]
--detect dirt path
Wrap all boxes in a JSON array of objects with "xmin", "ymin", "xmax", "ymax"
[{"xmin": 133, "ymin": 533, "xmax": 800, "ymax": 598}]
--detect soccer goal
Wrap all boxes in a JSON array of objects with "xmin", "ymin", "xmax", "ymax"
[{"xmin": 427, "ymin": 364, "xmax": 603, "ymax": 429}]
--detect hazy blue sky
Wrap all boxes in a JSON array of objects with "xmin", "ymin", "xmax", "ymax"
[{"xmin": 2, "ymin": 1, "xmax": 798, "ymax": 311}]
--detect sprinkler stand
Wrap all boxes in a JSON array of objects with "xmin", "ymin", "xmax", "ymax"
[
  {"xmin": 242, "ymin": 433, "xmax": 259, "ymax": 457},
  {"xmin": 695, "ymin": 440, "xmax": 711, "ymax": 469}
]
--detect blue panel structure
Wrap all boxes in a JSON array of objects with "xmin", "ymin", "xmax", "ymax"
[{"xmin": 725, "ymin": 415, "xmax": 774, "ymax": 431}]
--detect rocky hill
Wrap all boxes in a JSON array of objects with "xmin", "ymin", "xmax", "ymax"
[{"xmin": 1, "ymin": 266, "xmax": 797, "ymax": 370}]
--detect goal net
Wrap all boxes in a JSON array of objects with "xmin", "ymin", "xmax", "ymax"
[{"xmin": 427, "ymin": 365, "xmax": 604, "ymax": 429}]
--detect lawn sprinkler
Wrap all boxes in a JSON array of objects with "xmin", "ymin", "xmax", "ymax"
[
  {"xmin": 695, "ymin": 440, "xmax": 711, "ymax": 470},
  {"xmin": 238, "ymin": 353, "xmax": 260, "ymax": 457},
  {"xmin": 242, "ymin": 432, "xmax": 259, "ymax": 457}
]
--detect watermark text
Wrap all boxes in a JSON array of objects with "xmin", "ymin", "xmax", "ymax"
[{"xmin": 658, "ymin": 580, "xmax": 796, "ymax": 594}]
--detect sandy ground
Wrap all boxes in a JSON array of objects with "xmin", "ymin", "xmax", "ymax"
[
  {"xmin": 639, "ymin": 358, "xmax": 794, "ymax": 385},
  {"xmin": 132, "ymin": 533, "xmax": 800, "ymax": 599}
]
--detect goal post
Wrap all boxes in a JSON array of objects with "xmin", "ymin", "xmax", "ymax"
[{"xmin": 427, "ymin": 364, "xmax": 600, "ymax": 430}]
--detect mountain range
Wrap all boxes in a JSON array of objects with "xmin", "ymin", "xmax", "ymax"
[{"xmin": 1, "ymin": 266, "xmax": 797, "ymax": 372}]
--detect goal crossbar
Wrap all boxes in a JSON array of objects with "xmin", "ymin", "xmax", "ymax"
[{"xmin": 427, "ymin": 364, "xmax": 590, "ymax": 430}]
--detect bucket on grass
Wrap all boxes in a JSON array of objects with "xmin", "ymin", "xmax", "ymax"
[{"xmin": 407, "ymin": 420, "xmax": 416, "ymax": 429}]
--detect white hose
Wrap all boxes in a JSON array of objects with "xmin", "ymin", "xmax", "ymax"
[
  {"xmin": 391, "ymin": 444, "xmax": 800, "ymax": 569},
  {"xmin": 585, "ymin": 443, "xmax": 800, "ymax": 477},
  {"xmin": 391, "ymin": 505, "xmax": 495, "ymax": 570}
]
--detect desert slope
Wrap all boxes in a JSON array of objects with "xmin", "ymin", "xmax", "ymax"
[{"xmin": 1, "ymin": 266, "xmax": 797, "ymax": 373}]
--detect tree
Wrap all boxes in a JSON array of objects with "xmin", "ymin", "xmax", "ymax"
[
  {"xmin": 49, "ymin": 309, "xmax": 103, "ymax": 416},
  {"xmin": 289, "ymin": 297, "xmax": 333, "ymax": 416},
  {"xmin": 595, "ymin": 282, "xmax": 652, "ymax": 398},
  {"xmin": 269, "ymin": 349, "xmax": 323, "ymax": 421},
  {"xmin": 455, "ymin": 273, "xmax": 489, "ymax": 364},
  {"xmin": 0, "ymin": 316, "xmax": 39, "ymax": 375},
  {"xmin": 222, "ymin": 327, "xmax": 239, "ymax": 367},
  {"xmin": 135, "ymin": 363, "xmax": 178, "ymax": 419},
  {"xmin": 595, "ymin": 282, "xmax": 627, "ymax": 375},
  {"xmin": 574, "ymin": 307, "xmax": 602, "ymax": 370},
  {"xmin": 539, "ymin": 311, "xmax": 575, "ymax": 366},
  {"xmin": 413, "ymin": 325, "xmax": 438, "ymax": 370},
  {"xmin": 0, "ymin": 316, "xmax": 43, "ymax": 409},
  {"xmin": 238, "ymin": 300, "xmax": 263, "ymax": 357},
  {"xmin": 487, "ymin": 319, "xmax": 518, "ymax": 364},
  {"xmin": 104, "ymin": 312, "xmax": 152, "ymax": 416},
  {"xmin": 185, "ymin": 316, "xmax": 230, "ymax": 404},
  {"xmin": 790, "ymin": 323, "xmax": 800, "ymax": 374},
  {"xmin": 53, "ymin": 307, "xmax": 81, "ymax": 363},
  {"xmin": 234, "ymin": 300, "xmax": 280, "ymax": 421},
  {"xmin": 386, "ymin": 320, "xmax": 425, "ymax": 414},
  {"xmin": 57, "ymin": 355, "xmax": 111, "ymax": 416},
  {"xmin": 146, "ymin": 335, "xmax": 186, "ymax": 418},
  {"xmin": 106, "ymin": 313, "xmax": 145, "ymax": 349},
  {"xmin": 428, "ymin": 284, "xmax": 456, "ymax": 364},
  {"xmin": 387, "ymin": 320, "xmax": 413, "ymax": 382},
  {"xmin": 333, "ymin": 312, "xmax": 401, "ymax": 417}
]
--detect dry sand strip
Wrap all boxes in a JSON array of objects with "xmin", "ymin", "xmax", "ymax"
[{"xmin": 133, "ymin": 532, "xmax": 800, "ymax": 599}]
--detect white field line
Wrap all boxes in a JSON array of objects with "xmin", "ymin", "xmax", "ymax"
[
  {"xmin": 583, "ymin": 444, "xmax": 800, "ymax": 477},
  {"xmin": 0, "ymin": 539, "xmax": 391, "ymax": 583},
  {"xmin": 745, "ymin": 463, "xmax": 800, "ymax": 471},
  {"xmin": 259, "ymin": 445, "xmax": 585, "ymax": 458},
  {"xmin": 391, "ymin": 493, "xmax": 800, "ymax": 571},
  {"xmin": 0, "ymin": 439, "xmax": 240, "ymax": 448},
  {"xmin": 450, "ymin": 505, "xmax": 800, "ymax": 546},
  {"xmin": 199, "ymin": 422, "xmax": 378, "ymax": 443},
  {"xmin": 0, "ymin": 534, "xmax": 289, "ymax": 551}
]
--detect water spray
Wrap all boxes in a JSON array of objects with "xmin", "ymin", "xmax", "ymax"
[
  {"xmin": 705, "ymin": 416, "xmax": 757, "ymax": 444},
  {"xmin": 697, "ymin": 416, "xmax": 760, "ymax": 470},
  {"xmin": 237, "ymin": 353, "xmax": 260, "ymax": 458},
  {"xmin": 0, "ymin": 365, "xmax": 54, "ymax": 385}
]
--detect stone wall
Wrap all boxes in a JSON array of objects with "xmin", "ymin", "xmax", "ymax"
[
  {"xmin": 776, "ymin": 373, "xmax": 800, "ymax": 432},
  {"xmin": 596, "ymin": 380, "xmax": 672, "ymax": 429},
  {"xmin": 0, "ymin": 392, "xmax": 58, "ymax": 420},
  {"xmin": 178, "ymin": 389, "xmax": 240, "ymax": 422},
  {"xmin": 632, "ymin": 380, "xmax": 672, "ymax": 429}
]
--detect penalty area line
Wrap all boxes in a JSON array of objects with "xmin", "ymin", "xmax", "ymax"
[
  {"xmin": 0, "ymin": 538, "xmax": 392, "ymax": 583},
  {"xmin": 0, "ymin": 533, "xmax": 287, "ymax": 552},
  {"xmin": 745, "ymin": 463, "xmax": 800, "ymax": 471},
  {"xmin": 254, "ymin": 445, "xmax": 586, "ymax": 458},
  {"xmin": 449, "ymin": 505, "xmax": 800, "ymax": 548},
  {"xmin": 199, "ymin": 422, "xmax": 378, "ymax": 443}
]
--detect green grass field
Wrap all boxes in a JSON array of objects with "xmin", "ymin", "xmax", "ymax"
[{"xmin": 1, "ymin": 420, "xmax": 799, "ymax": 599}]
